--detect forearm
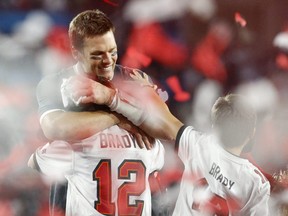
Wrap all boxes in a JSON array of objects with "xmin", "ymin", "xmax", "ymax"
[
  {"xmin": 139, "ymin": 88, "xmax": 183, "ymax": 140},
  {"xmin": 41, "ymin": 110, "xmax": 120, "ymax": 141},
  {"xmin": 70, "ymin": 75, "xmax": 184, "ymax": 140},
  {"xmin": 109, "ymin": 86, "xmax": 183, "ymax": 141},
  {"xmin": 139, "ymin": 113, "xmax": 183, "ymax": 141}
]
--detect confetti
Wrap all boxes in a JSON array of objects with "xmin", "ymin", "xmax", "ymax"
[
  {"xmin": 234, "ymin": 12, "xmax": 247, "ymax": 27},
  {"xmin": 103, "ymin": 0, "xmax": 119, "ymax": 7}
]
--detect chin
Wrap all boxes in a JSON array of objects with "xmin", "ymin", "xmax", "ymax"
[
  {"xmin": 105, "ymin": 72, "xmax": 114, "ymax": 81},
  {"xmin": 97, "ymin": 73, "xmax": 113, "ymax": 81}
]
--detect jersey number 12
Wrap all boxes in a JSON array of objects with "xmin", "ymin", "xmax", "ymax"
[{"xmin": 93, "ymin": 159, "xmax": 146, "ymax": 216}]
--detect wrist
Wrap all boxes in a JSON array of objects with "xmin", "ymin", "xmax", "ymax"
[
  {"xmin": 107, "ymin": 90, "xmax": 146, "ymax": 126},
  {"xmin": 106, "ymin": 88, "xmax": 117, "ymax": 106}
]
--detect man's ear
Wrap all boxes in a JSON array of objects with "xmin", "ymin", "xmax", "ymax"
[{"xmin": 71, "ymin": 47, "xmax": 80, "ymax": 61}]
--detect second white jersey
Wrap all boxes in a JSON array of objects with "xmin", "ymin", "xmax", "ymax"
[
  {"xmin": 35, "ymin": 125, "xmax": 165, "ymax": 216},
  {"xmin": 173, "ymin": 126, "xmax": 270, "ymax": 216}
]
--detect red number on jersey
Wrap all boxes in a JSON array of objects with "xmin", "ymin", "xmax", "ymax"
[
  {"xmin": 192, "ymin": 178, "xmax": 229, "ymax": 216},
  {"xmin": 93, "ymin": 159, "xmax": 146, "ymax": 216},
  {"xmin": 118, "ymin": 160, "xmax": 145, "ymax": 215},
  {"xmin": 94, "ymin": 159, "xmax": 116, "ymax": 215}
]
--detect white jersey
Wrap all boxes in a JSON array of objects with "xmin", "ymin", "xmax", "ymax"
[
  {"xmin": 34, "ymin": 125, "xmax": 165, "ymax": 216},
  {"xmin": 173, "ymin": 126, "xmax": 270, "ymax": 216}
]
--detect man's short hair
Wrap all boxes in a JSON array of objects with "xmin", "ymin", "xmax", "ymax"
[
  {"xmin": 211, "ymin": 94, "xmax": 256, "ymax": 148},
  {"xmin": 68, "ymin": 9, "xmax": 115, "ymax": 51}
]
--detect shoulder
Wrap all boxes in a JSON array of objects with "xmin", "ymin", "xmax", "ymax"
[
  {"xmin": 37, "ymin": 141, "xmax": 72, "ymax": 155},
  {"xmin": 37, "ymin": 66, "xmax": 76, "ymax": 90},
  {"xmin": 176, "ymin": 125, "xmax": 208, "ymax": 156},
  {"xmin": 251, "ymin": 167, "xmax": 271, "ymax": 186},
  {"xmin": 238, "ymin": 164, "xmax": 271, "ymax": 214},
  {"xmin": 177, "ymin": 126, "xmax": 206, "ymax": 144},
  {"xmin": 242, "ymin": 163, "xmax": 271, "ymax": 193},
  {"xmin": 38, "ymin": 66, "xmax": 76, "ymax": 84},
  {"xmin": 152, "ymin": 139, "xmax": 165, "ymax": 151}
]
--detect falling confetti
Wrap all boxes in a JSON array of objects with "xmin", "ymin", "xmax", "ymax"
[
  {"xmin": 234, "ymin": 12, "xmax": 247, "ymax": 27},
  {"xmin": 103, "ymin": 0, "xmax": 119, "ymax": 7}
]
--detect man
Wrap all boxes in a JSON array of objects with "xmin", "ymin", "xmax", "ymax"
[
  {"xmin": 33, "ymin": 9, "xmax": 165, "ymax": 215},
  {"xmin": 37, "ymin": 9, "xmax": 152, "ymax": 146},
  {"xmin": 79, "ymin": 78, "xmax": 271, "ymax": 215},
  {"xmin": 28, "ymin": 120, "xmax": 164, "ymax": 216}
]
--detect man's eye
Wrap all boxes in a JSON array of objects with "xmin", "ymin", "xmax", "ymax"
[
  {"xmin": 111, "ymin": 51, "xmax": 118, "ymax": 56},
  {"xmin": 91, "ymin": 55, "xmax": 102, "ymax": 60}
]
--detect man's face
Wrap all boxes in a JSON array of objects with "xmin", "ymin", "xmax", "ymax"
[{"xmin": 77, "ymin": 30, "xmax": 118, "ymax": 80}]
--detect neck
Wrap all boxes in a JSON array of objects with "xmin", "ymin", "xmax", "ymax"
[
  {"xmin": 225, "ymin": 146, "xmax": 243, "ymax": 156},
  {"xmin": 225, "ymin": 137, "xmax": 249, "ymax": 156}
]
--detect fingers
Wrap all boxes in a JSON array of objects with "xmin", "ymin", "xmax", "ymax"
[
  {"xmin": 80, "ymin": 95, "xmax": 95, "ymax": 104},
  {"xmin": 130, "ymin": 70, "xmax": 148, "ymax": 82},
  {"xmin": 119, "ymin": 123, "xmax": 147, "ymax": 149},
  {"xmin": 142, "ymin": 132, "xmax": 155, "ymax": 150},
  {"xmin": 133, "ymin": 132, "xmax": 152, "ymax": 150},
  {"xmin": 117, "ymin": 119, "xmax": 154, "ymax": 150},
  {"xmin": 148, "ymin": 135, "xmax": 155, "ymax": 145},
  {"xmin": 133, "ymin": 133, "xmax": 145, "ymax": 149},
  {"xmin": 72, "ymin": 88, "xmax": 93, "ymax": 98},
  {"xmin": 64, "ymin": 76, "xmax": 98, "ymax": 104},
  {"xmin": 134, "ymin": 129, "xmax": 154, "ymax": 150},
  {"xmin": 129, "ymin": 70, "xmax": 157, "ymax": 90},
  {"xmin": 141, "ymin": 71, "xmax": 150, "ymax": 81},
  {"xmin": 69, "ymin": 86, "xmax": 93, "ymax": 104},
  {"xmin": 142, "ymin": 135, "xmax": 153, "ymax": 150}
]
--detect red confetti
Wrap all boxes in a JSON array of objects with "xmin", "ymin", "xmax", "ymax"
[
  {"xmin": 234, "ymin": 12, "xmax": 247, "ymax": 27},
  {"xmin": 103, "ymin": 0, "xmax": 119, "ymax": 7}
]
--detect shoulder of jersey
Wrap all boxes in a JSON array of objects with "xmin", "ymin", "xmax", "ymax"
[{"xmin": 245, "ymin": 163, "xmax": 270, "ymax": 189}]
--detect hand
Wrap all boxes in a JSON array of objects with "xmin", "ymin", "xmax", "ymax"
[
  {"xmin": 61, "ymin": 75, "xmax": 116, "ymax": 106},
  {"xmin": 129, "ymin": 70, "xmax": 157, "ymax": 89},
  {"xmin": 117, "ymin": 115, "xmax": 155, "ymax": 150}
]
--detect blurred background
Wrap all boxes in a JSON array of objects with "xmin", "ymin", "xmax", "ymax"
[{"xmin": 0, "ymin": 0, "xmax": 288, "ymax": 215}]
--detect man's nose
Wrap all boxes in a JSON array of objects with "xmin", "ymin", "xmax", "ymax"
[{"xmin": 102, "ymin": 53, "xmax": 112, "ymax": 64}]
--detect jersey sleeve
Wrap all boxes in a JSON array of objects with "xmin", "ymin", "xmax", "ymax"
[
  {"xmin": 249, "ymin": 186, "xmax": 270, "ymax": 215},
  {"xmin": 36, "ymin": 73, "xmax": 65, "ymax": 119},
  {"xmin": 34, "ymin": 141, "xmax": 73, "ymax": 179},
  {"xmin": 176, "ymin": 126, "xmax": 204, "ymax": 164},
  {"xmin": 242, "ymin": 182, "xmax": 270, "ymax": 215},
  {"xmin": 242, "ymin": 169, "xmax": 271, "ymax": 215}
]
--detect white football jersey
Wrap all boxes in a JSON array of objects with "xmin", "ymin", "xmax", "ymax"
[
  {"xmin": 173, "ymin": 126, "xmax": 270, "ymax": 216},
  {"xmin": 34, "ymin": 125, "xmax": 165, "ymax": 216}
]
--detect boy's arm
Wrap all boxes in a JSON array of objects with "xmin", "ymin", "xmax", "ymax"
[{"xmin": 136, "ymin": 87, "xmax": 184, "ymax": 141}]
